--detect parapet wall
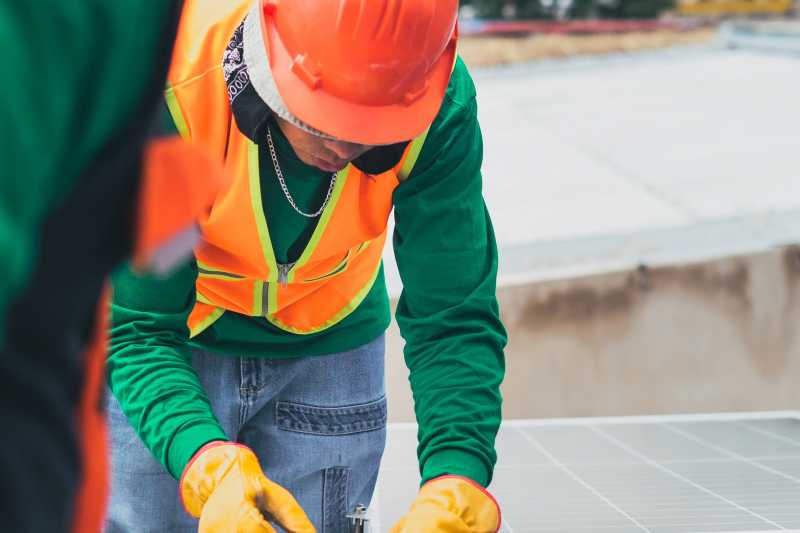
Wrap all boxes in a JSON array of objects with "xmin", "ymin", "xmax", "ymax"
[{"xmin": 386, "ymin": 246, "xmax": 800, "ymax": 422}]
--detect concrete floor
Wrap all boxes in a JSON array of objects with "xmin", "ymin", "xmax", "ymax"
[
  {"xmin": 385, "ymin": 44, "xmax": 800, "ymax": 294},
  {"xmin": 476, "ymin": 45, "xmax": 800, "ymax": 249}
]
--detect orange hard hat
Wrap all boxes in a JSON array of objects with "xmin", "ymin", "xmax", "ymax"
[{"xmin": 258, "ymin": 0, "xmax": 458, "ymax": 145}]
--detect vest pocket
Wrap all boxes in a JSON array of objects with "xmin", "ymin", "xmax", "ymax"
[
  {"xmin": 196, "ymin": 263, "xmax": 245, "ymax": 280},
  {"xmin": 302, "ymin": 249, "xmax": 352, "ymax": 283},
  {"xmin": 302, "ymin": 241, "xmax": 371, "ymax": 283}
]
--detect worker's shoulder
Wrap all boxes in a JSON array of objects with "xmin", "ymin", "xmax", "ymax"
[
  {"xmin": 441, "ymin": 56, "xmax": 478, "ymax": 112},
  {"xmin": 422, "ymin": 56, "xmax": 478, "ymax": 146},
  {"xmin": 169, "ymin": 0, "xmax": 251, "ymax": 87}
]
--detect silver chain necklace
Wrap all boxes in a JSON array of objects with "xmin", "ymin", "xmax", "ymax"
[{"xmin": 266, "ymin": 127, "xmax": 337, "ymax": 219}]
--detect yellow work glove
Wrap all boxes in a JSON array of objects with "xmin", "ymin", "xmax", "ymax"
[
  {"xmin": 180, "ymin": 442, "xmax": 316, "ymax": 533},
  {"xmin": 390, "ymin": 475, "xmax": 501, "ymax": 533}
]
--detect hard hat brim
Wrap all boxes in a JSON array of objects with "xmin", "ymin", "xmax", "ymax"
[{"xmin": 261, "ymin": 10, "xmax": 457, "ymax": 146}]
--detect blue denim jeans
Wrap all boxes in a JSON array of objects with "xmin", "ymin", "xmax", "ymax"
[{"xmin": 105, "ymin": 335, "xmax": 387, "ymax": 533}]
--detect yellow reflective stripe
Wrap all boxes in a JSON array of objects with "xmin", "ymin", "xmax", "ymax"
[
  {"xmin": 286, "ymin": 164, "xmax": 352, "ymax": 284},
  {"xmin": 266, "ymin": 262, "xmax": 382, "ymax": 335},
  {"xmin": 398, "ymin": 129, "xmax": 430, "ymax": 181},
  {"xmin": 253, "ymin": 281, "xmax": 264, "ymax": 316},
  {"xmin": 189, "ymin": 307, "xmax": 225, "ymax": 338},
  {"xmin": 196, "ymin": 291, "xmax": 213, "ymax": 305},
  {"xmin": 165, "ymin": 84, "xmax": 190, "ymax": 140},
  {"xmin": 195, "ymin": 260, "xmax": 217, "ymax": 272},
  {"xmin": 267, "ymin": 279, "xmax": 278, "ymax": 316},
  {"xmin": 247, "ymin": 141, "xmax": 279, "ymax": 281}
]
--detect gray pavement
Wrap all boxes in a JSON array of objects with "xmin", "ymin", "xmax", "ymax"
[{"xmin": 384, "ymin": 45, "xmax": 800, "ymax": 294}]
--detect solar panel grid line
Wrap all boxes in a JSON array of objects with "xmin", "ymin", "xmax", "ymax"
[
  {"xmin": 633, "ymin": 521, "xmax": 780, "ymax": 529},
  {"xmin": 584, "ymin": 499, "xmax": 792, "ymax": 509},
  {"xmin": 655, "ymin": 456, "xmax": 800, "ymax": 465},
  {"xmin": 501, "ymin": 412, "xmax": 800, "ymax": 428},
  {"xmin": 601, "ymin": 505, "xmax": 785, "ymax": 514},
  {"xmin": 669, "ymin": 425, "xmax": 800, "ymax": 459},
  {"xmin": 492, "ymin": 456, "xmax": 800, "ymax": 468},
  {"xmin": 662, "ymin": 424, "xmax": 800, "ymax": 486},
  {"xmin": 739, "ymin": 422, "xmax": 800, "ymax": 449},
  {"xmin": 515, "ymin": 427, "xmax": 653, "ymax": 532},
  {"xmin": 494, "ymin": 463, "xmax": 559, "ymax": 469},
  {"xmin": 692, "ymin": 529, "xmax": 800, "ymax": 533},
  {"xmin": 588, "ymin": 425, "xmax": 786, "ymax": 531},
  {"xmin": 523, "ymin": 513, "xmax": 774, "ymax": 523},
  {"xmin": 501, "ymin": 515, "xmax": 516, "ymax": 533},
  {"xmin": 525, "ymin": 526, "xmax": 644, "ymax": 533}
]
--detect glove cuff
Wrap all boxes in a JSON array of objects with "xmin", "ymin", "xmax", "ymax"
[
  {"xmin": 179, "ymin": 440, "xmax": 249, "ymax": 516},
  {"xmin": 425, "ymin": 475, "xmax": 502, "ymax": 533}
]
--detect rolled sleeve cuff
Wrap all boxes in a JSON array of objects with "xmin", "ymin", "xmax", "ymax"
[
  {"xmin": 421, "ymin": 449, "xmax": 491, "ymax": 488},
  {"xmin": 167, "ymin": 422, "xmax": 228, "ymax": 479}
]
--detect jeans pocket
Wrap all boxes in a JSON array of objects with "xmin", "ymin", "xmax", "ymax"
[{"xmin": 275, "ymin": 396, "xmax": 387, "ymax": 436}]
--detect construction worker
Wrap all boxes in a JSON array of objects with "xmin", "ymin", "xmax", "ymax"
[
  {"xmin": 0, "ymin": 2, "xmax": 224, "ymax": 532},
  {"xmin": 106, "ymin": 1, "xmax": 506, "ymax": 532}
]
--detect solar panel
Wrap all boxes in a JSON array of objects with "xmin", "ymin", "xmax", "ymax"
[{"xmin": 373, "ymin": 412, "xmax": 800, "ymax": 533}]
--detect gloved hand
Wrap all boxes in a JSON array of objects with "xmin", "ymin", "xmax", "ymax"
[
  {"xmin": 389, "ymin": 475, "xmax": 501, "ymax": 533},
  {"xmin": 180, "ymin": 441, "xmax": 316, "ymax": 533}
]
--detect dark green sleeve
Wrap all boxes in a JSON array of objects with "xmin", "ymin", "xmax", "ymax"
[
  {"xmin": 0, "ymin": 3, "xmax": 173, "ymax": 343},
  {"xmin": 109, "ymin": 260, "xmax": 228, "ymax": 478},
  {"xmin": 392, "ymin": 58, "xmax": 507, "ymax": 488}
]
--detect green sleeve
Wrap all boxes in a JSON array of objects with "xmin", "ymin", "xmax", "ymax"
[
  {"xmin": 392, "ymin": 59, "xmax": 507, "ymax": 488},
  {"xmin": 108, "ymin": 260, "xmax": 228, "ymax": 478},
  {"xmin": 0, "ymin": 2, "xmax": 173, "ymax": 343}
]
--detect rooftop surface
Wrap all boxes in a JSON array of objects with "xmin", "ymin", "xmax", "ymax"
[{"xmin": 384, "ymin": 44, "xmax": 800, "ymax": 293}]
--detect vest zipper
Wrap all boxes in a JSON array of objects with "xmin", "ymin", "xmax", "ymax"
[{"xmin": 277, "ymin": 262, "xmax": 296, "ymax": 286}]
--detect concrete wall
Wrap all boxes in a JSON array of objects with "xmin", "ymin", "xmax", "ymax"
[{"xmin": 386, "ymin": 245, "xmax": 800, "ymax": 422}]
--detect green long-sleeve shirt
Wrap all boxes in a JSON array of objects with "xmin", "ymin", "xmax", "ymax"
[{"xmin": 109, "ymin": 57, "xmax": 506, "ymax": 487}]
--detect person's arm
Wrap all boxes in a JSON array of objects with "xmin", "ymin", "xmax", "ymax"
[
  {"xmin": 392, "ymin": 59, "xmax": 507, "ymax": 489},
  {"xmin": 108, "ymin": 259, "xmax": 228, "ymax": 478}
]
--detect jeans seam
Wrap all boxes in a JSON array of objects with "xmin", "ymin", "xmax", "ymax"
[
  {"xmin": 323, "ymin": 466, "xmax": 350, "ymax": 533},
  {"xmin": 240, "ymin": 357, "xmax": 274, "ymax": 396},
  {"xmin": 238, "ymin": 358, "xmax": 251, "ymax": 428}
]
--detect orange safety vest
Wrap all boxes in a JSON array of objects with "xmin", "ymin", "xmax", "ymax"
[{"xmin": 166, "ymin": 0, "xmax": 429, "ymax": 336}]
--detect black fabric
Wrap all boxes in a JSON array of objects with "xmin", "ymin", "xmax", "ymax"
[
  {"xmin": 0, "ymin": 2, "xmax": 182, "ymax": 531},
  {"xmin": 351, "ymin": 142, "xmax": 409, "ymax": 175},
  {"xmin": 224, "ymin": 20, "xmax": 409, "ymax": 175}
]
